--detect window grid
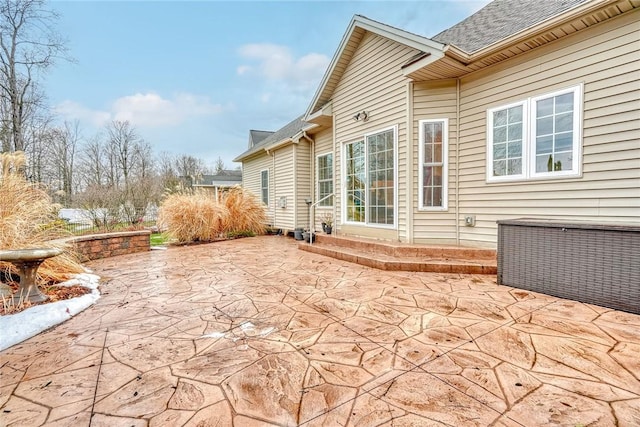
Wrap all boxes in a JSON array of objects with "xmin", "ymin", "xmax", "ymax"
[
  {"xmin": 367, "ymin": 130, "xmax": 394, "ymax": 225},
  {"xmin": 260, "ymin": 170, "xmax": 268, "ymax": 205},
  {"xmin": 492, "ymin": 105, "xmax": 523, "ymax": 177},
  {"xmin": 420, "ymin": 120, "xmax": 447, "ymax": 209},
  {"xmin": 317, "ymin": 153, "xmax": 333, "ymax": 207},
  {"xmin": 534, "ymin": 92, "xmax": 574, "ymax": 174},
  {"xmin": 486, "ymin": 85, "xmax": 581, "ymax": 182},
  {"xmin": 345, "ymin": 141, "xmax": 365, "ymax": 223}
]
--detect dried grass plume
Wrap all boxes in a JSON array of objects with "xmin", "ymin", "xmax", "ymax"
[
  {"xmin": 158, "ymin": 186, "xmax": 266, "ymax": 243},
  {"xmin": 0, "ymin": 152, "xmax": 84, "ymax": 284}
]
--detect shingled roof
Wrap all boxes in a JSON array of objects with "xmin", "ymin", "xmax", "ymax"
[
  {"xmin": 432, "ymin": 0, "xmax": 589, "ymax": 54},
  {"xmin": 234, "ymin": 115, "xmax": 311, "ymax": 162},
  {"xmin": 248, "ymin": 130, "xmax": 274, "ymax": 148},
  {"xmin": 193, "ymin": 171, "xmax": 242, "ymax": 187}
]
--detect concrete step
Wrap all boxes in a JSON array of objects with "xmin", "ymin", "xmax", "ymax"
[{"xmin": 298, "ymin": 235, "xmax": 496, "ymax": 275}]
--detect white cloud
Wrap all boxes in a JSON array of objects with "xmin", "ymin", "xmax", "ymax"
[
  {"xmin": 55, "ymin": 92, "xmax": 224, "ymax": 128},
  {"xmin": 236, "ymin": 65, "xmax": 251, "ymax": 75},
  {"xmin": 237, "ymin": 43, "xmax": 330, "ymax": 92},
  {"xmin": 55, "ymin": 100, "xmax": 111, "ymax": 127}
]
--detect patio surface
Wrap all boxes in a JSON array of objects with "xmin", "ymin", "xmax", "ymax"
[{"xmin": 1, "ymin": 236, "xmax": 639, "ymax": 426}]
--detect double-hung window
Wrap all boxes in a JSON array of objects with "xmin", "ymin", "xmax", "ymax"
[
  {"xmin": 419, "ymin": 119, "xmax": 448, "ymax": 210},
  {"xmin": 487, "ymin": 84, "xmax": 582, "ymax": 182},
  {"xmin": 260, "ymin": 169, "xmax": 269, "ymax": 205},
  {"xmin": 317, "ymin": 153, "xmax": 333, "ymax": 207},
  {"xmin": 344, "ymin": 126, "xmax": 396, "ymax": 227}
]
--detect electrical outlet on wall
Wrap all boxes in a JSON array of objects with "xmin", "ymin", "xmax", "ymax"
[{"xmin": 464, "ymin": 215, "xmax": 476, "ymax": 227}]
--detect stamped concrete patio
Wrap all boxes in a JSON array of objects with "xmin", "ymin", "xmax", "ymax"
[{"xmin": 1, "ymin": 236, "xmax": 639, "ymax": 426}]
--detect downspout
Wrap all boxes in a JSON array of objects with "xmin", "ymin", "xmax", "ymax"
[
  {"xmin": 299, "ymin": 131, "xmax": 315, "ymax": 230},
  {"xmin": 455, "ymin": 78, "xmax": 461, "ymax": 246},
  {"xmin": 293, "ymin": 143, "xmax": 297, "ymax": 229},
  {"xmin": 270, "ymin": 150, "xmax": 276, "ymax": 228},
  {"xmin": 406, "ymin": 81, "xmax": 414, "ymax": 244},
  {"xmin": 332, "ymin": 113, "xmax": 338, "ymax": 236}
]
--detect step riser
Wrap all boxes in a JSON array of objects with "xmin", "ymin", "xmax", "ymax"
[
  {"xmin": 300, "ymin": 244, "xmax": 497, "ymax": 275},
  {"xmin": 313, "ymin": 235, "xmax": 496, "ymax": 260}
]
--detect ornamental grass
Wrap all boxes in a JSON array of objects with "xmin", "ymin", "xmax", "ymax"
[
  {"xmin": 0, "ymin": 152, "xmax": 84, "ymax": 284},
  {"xmin": 158, "ymin": 187, "xmax": 266, "ymax": 243},
  {"xmin": 220, "ymin": 187, "xmax": 266, "ymax": 235}
]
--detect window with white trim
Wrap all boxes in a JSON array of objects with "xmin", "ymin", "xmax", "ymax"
[
  {"xmin": 419, "ymin": 119, "xmax": 448, "ymax": 210},
  {"xmin": 487, "ymin": 84, "xmax": 582, "ymax": 182},
  {"xmin": 260, "ymin": 169, "xmax": 269, "ymax": 205},
  {"xmin": 317, "ymin": 153, "xmax": 333, "ymax": 207},
  {"xmin": 344, "ymin": 126, "xmax": 396, "ymax": 226}
]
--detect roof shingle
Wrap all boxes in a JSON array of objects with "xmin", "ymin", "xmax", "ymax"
[
  {"xmin": 432, "ymin": 0, "xmax": 589, "ymax": 53},
  {"xmin": 234, "ymin": 115, "xmax": 310, "ymax": 162}
]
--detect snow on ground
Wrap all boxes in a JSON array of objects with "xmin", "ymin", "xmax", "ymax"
[{"xmin": 0, "ymin": 273, "xmax": 101, "ymax": 351}]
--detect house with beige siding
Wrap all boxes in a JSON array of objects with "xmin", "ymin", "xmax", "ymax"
[
  {"xmin": 234, "ymin": 116, "xmax": 316, "ymax": 231},
  {"xmin": 236, "ymin": 0, "xmax": 640, "ymax": 247}
]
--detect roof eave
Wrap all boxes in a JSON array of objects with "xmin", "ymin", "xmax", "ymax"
[
  {"xmin": 305, "ymin": 15, "xmax": 446, "ymax": 119},
  {"xmin": 306, "ymin": 103, "xmax": 333, "ymax": 126},
  {"xmin": 406, "ymin": 0, "xmax": 630, "ymax": 81},
  {"xmin": 266, "ymin": 137, "xmax": 295, "ymax": 153},
  {"xmin": 233, "ymin": 148, "xmax": 268, "ymax": 163},
  {"xmin": 401, "ymin": 50, "xmax": 446, "ymax": 77}
]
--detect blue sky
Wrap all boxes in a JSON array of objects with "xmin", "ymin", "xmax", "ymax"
[{"xmin": 46, "ymin": 0, "xmax": 489, "ymax": 168}]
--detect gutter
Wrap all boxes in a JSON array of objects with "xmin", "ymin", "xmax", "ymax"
[{"xmin": 446, "ymin": 0, "xmax": 622, "ymax": 65}]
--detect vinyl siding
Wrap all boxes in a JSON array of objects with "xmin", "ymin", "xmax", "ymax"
[
  {"xmin": 273, "ymin": 145, "xmax": 295, "ymax": 230},
  {"xmin": 331, "ymin": 31, "xmax": 418, "ymax": 240},
  {"xmin": 241, "ymin": 153, "xmax": 273, "ymax": 225},
  {"xmin": 295, "ymin": 141, "xmax": 312, "ymax": 229},
  {"xmin": 412, "ymin": 80, "xmax": 459, "ymax": 244},
  {"xmin": 456, "ymin": 10, "xmax": 640, "ymax": 247},
  {"xmin": 313, "ymin": 129, "xmax": 334, "ymax": 231}
]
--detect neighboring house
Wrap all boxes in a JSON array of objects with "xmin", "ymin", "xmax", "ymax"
[
  {"xmin": 235, "ymin": 0, "xmax": 640, "ymax": 247},
  {"xmin": 192, "ymin": 170, "xmax": 243, "ymax": 198}
]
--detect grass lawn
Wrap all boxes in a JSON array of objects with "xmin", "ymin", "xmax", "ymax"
[{"xmin": 150, "ymin": 233, "xmax": 168, "ymax": 246}]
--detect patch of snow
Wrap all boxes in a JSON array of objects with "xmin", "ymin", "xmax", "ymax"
[
  {"xmin": 200, "ymin": 332, "xmax": 226, "ymax": 339},
  {"xmin": 0, "ymin": 273, "xmax": 101, "ymax": 351},
  {"xmin": 199, "ymin": 321, "xmax": 276, "ymax": 342},
  {"xmin": 239, "ymin": 321, "xmax": 255, "ymax": 332}
]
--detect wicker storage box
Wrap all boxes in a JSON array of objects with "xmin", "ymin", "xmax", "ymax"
[{"xmin": 497, "ymin": 218, "xmax": 640, "ymax": 314}]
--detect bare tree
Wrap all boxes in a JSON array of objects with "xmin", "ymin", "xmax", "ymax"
[
  {"xmin": 77, "ymin": 134, "xmax": 106, "ymax": 188},
  {"xmin": 45, "ymin": 120, "xmax": 80, "ymax": 206},
  {"xmin": 214, "ymin": 156, "xmax": 226, "ymax": 174},
  {"xmin": 104, "ymin": 120, "xmax": 141, "ymax": 189},
  {"xmin": 175, "ymin": 154, "xmax": 208, "ymax": 187},
  {"xmin": 0, "ymin": 0, "xmax": 68, "ymax": 152}
]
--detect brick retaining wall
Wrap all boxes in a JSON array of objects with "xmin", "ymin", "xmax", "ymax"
[{"xmin": 68, "ymin": 230, "xmax": 151, "ymax": 261}]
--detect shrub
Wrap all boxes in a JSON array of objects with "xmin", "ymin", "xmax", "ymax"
[
  {"xmin": 158, "ymin": 187, "xmax": 266, "ymax": 243},
  {"xmin": 220, "ymin": 187, "xmax": 266, "ymax": 236},
  {"xmin": 0, "ymin": 152, "xmax": 84, "ymax": 284}
]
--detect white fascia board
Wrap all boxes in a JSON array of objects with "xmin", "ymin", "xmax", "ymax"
[
  {"xmin": 302, "ymin": 122, "xmax": 320, "ymax": 132},
  {"xmin": 266, "ymin": 137, "xmax": 295, "ymax": 153},
  {"xmin": 304, "ymin": 15, "xmax": 446, "ymax": 120},
  {"xmin": 401, "ymin": 50, "xmax": 446, "ymax": 77},
  {"xmin": 304, "ymin": 18, "xmax": 360, "ymax": 120},
  {"xmin": 307, "ymin": 103, "xmax": 333, "ymax": 124},
  {"xmin": 354, "ymin": 16, "xmax": 446, "ymax": 53}
]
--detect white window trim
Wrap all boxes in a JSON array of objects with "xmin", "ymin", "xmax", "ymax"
[
  {"xmin": 530, "ymin": 85, "xmax": 583, "ymax": 180},
  {"xmin": 260, "ymin": 169, "xmax": 269, "ymax": 206},
  {"xmin": 486, "ymin": 84, "xmax": 583, "ymax": 183},
  {"xmin": 418, "ymin": 118, "xmax": 449, "ymax": 211},
  {"xmin": 341, "ymin": 125, "xmax": 398, "ymax": 229},
  {"xmin": 486, "ymin": 100, "xmax": 528, "ymax": 183},
  {"xmin": 316, "ymin": 152, "xmax": 333, "ymax": 208}
]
